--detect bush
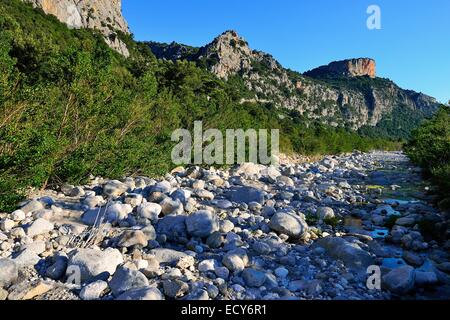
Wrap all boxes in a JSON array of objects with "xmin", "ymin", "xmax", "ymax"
[{"xmin": 405, "ymin": 106, "xmax": 450, "ymax": 206}]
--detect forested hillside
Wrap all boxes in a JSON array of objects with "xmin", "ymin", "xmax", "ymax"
[{"xmin": 0, "ymin": 0, "xmax": 399, "ymax": 211}]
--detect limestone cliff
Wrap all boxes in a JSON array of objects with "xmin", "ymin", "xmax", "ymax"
[
  {"xmin": 23, "ymin": 0, "xmax": 130, "ymax": 56},
  {"xmin": 305, "ymin": 58, "xmax": 376, "ymax": 78}
]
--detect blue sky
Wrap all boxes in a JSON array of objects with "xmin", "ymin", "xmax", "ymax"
[{"xmin": 123, "ymin": 0, "xmax": 449, "ymax": 103}]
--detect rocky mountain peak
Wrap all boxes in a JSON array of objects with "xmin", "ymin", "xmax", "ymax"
[
  {"xmin": 23, "ymin": 0, "xmax": 130, "ymax": 56},
  {"xmin": 198, "ymin": 30, "xmax": 254, "ymax": 79},
  {"xmin": 305, "ymin": 58, "xmax": 376, "ymax": 78}
]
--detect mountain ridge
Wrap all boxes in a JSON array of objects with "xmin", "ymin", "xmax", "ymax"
[{"xmin": 146, "ymin": 30, "xmax": 439, "ymax": 136}]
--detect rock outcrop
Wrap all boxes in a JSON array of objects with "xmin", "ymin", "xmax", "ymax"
[
  {"xmin": 305, "ymin": 58, "xmax": 376, "ymax": 78},
  {"xmin": 23, "ymin": 0, "xmax": 130, "ymax": 57},
  {"xmin": 147, "ymin": 31, "xmax": 439, "ymax": 134}
]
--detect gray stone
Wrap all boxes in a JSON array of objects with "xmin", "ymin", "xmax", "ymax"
[
  {"xmin": 317, "ymin": 207, "xmax": 335, "ymax": 220},
  {"xmin": 103, "ymin": 180, "xmax": 129, "ymax": 197},
  {"xmin": 137, "ymin": 203, "xmax": 161, "ymax": 223},
  {"xmin": 162, "ymin": 279, "xmax": 189, "ymax": 298},
  {"xmin": 198, "ymin": 259, "xmax": 218, "ymax": 272},
  {"xmin": 222, "ymin": 249, "xmax": 248, "ymax": 273},
  {"xmin": 11, "ymin": 210, "xmax": 26, "ymax": 222},
  {"xmin": 0, "ymin": 288, "xmax": 7, "ymax": 300},
  {"xmin": 13, "ymin": 248, "xmax": 41, "ymax": 268},
  {"xmin": 21, "ymin": 200, "xmax": 44, "ymax": 214},
  {"xmin": 159, "ymin": 197, "xmax": 183, "ymax": 216},
  {"xmin": 153, "ymin": 181, "xmax": 172, "ymax": 193},
  {"xmin": 206, "ymin": 232, "xmax": 224, "ymax": 249},
  {"xmin": 142, "ymin": 258, "xmax": 160, "ymax": 278},
  {"xmin": 106, "ymin": 203, "xmax": 133, "ymax": 223},
  {"xmin": 156, "ymin": 215, "xmax": 188, "ymax": 242},
  {"xmin": 124, "ymin": 193, "xmax": 143, "ymax": 207},
  {"xmin": 116, "ymin": 287, "xmax": 164, "ymax": 300},
  {"xmin": 70, "ymin": 186, "xmax": 85, "ymax": 197},
  {"xmin": 79, "ymin": 280, "xmax": 108, "ymax": 300},
  {"xmin": 0, "ymin": 218, "xmax": 15, "ymax": 232},
  {"xmin": 26, "ymin": 218, "xmax": 54, "ymax": 237},
  {"xmin": 117, "ymin": 230, "xmax": 148, "ymax": 248},
  {"xmin": 312, "ymin": 237, "xmax": 374, "ymax": 270},
  {"xmin": 219, "ymin": 220, "xmax": 235, "ymax": 233},
  {"xmin": 170, "ymin": 189, "xmax": 191, "ymax": 205},
  {"xmin": 66, "ymin": 248, "xmax": 123, "ymax": 283},
  {"xmin": 0, "ymin": 259, "xmax": 18, "ymax": 288},
  {"xmin": 150, "ymin": 248, "xmax": 190, "ymax": 267},
  {"xmin": 20, "ymin": 241, "xmax": 46, "ymax": 255},
  {"xmin": 242, "ymin": 268, "xmax": 267, "ymax": 287},
  {"xmin": 269, "ymin": 212, "xmax": 308, "ymax": 239},
  {"xmin": 186, "ymin": 210, "xmax": 219, "ymax": 238},
  {"xmin": 226, "ymin": 187, "xmax": 265, "ymax": 204},
  {"xmin": 382, "ymin": 266, "xmax": 416, "ymax": 294},
  {"xmin": 194, "ymin": 189, "xmax": 215, "ymax": 200},
  {"xmin": 81, "ymin": 208, "xmax": 105, "ymax": 226},
  {"xmin": 402, "ymin": 251, "xmax": 424, "ymax": 267},
  {"xmin": 140, "ymin": 225, "xmax": 156, "ymax": 241},
  {"xmin": 109, "ymin": 267, "xmax": 149, "ymax": 297}
]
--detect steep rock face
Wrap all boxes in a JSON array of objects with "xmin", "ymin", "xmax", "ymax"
[
  {"xmin": 147, "ymin": 31, "xmax": 439, "ymax": 134},
  {"xmin": 305, "ymin": 58, "xmax": 376, "ymax": 78},
  {"xmin": 23, "ymin": 0, "xmax": 130, "ymax": 56}
]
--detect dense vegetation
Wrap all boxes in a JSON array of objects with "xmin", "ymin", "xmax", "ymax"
[
  {"xmin": 0, "ymin": 0, "xmax": 399, "ymax": 211},
  {"xmin": 405, "ymin": 105, "xmax": 450, "ymax": 207}
]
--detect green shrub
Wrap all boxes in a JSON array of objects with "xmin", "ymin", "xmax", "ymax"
[{"xmin": 405, "ymin": 106, "xmax": 450, "ymax": 207}]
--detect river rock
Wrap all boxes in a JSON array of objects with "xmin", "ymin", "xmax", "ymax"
[
  {"xmin": 317, "ymin": 207, "xmax": 335, "ymax": 220},
  {"xmin": 162, "ymin": 279, "xmax": 189, "ymax": 298},
  {"xmin": 269, "ymin": 212, "xmax": 308, "ymax": 239},
  {"xmin": 116, "ymin": 287, "xmax": 164, "ymax": 300},
  {"xmin": 11, "ymin": 210, "xmax": 26, "ymax": 222},
  {"xmin": 226, "ymin": 187, "xmax": 265, "ymax": 204},
  {"xmin": 0, "ymin": 219, "xmax": 15, "ymax": 232},
  {"xmin": 106, "ymin": 203, "xmax": 133, "ymax": 223},
  {"xmin": 137, "ymin": 203, "xmax": 161, "ymax": 222},
  {"xmin": 242, "ymin": 268, "xmax": 267, "ymax": 287},
  {"xmin": 109, "ymin": 267, "xmax": 149, "ymax": 297},
  {"xmin": 26, "ymin": 218, "xmax": 54, "ymax": 237},
  {"xmin": 222, "ymin": 249, "xmax": 248, "ymax": 273},
  {"xmin": 21, "ymin": 200, "xmax": 44, "ymax": 214},
  {"xmin": 0, "ymin": 259, "xmax": 18, "ymax": 288},
  {"xmin": 66, "ymin": 248, "xmax": 123, "ymax": 283},
  {"xmin": 156, "ymin": 215, "xmax": 188, "ymax": 242},
  {"xmin": 160, "ymin": 197, "xmax": 184, "ymax": 216},
  {"xmin": 186, "ymin": 210, "xmax": 219, "ymax": 238},
  {"xmin": 79, "ymin": 280, "xmax": 108, "ymax": 300},
  {"xmin": 382, "ymin": 266, "xmax": 416, "ymax": 294},
  {"xmin": 103, "ymin": 180, "xmax": 129, "ymax": 197},
  {"xmin": 150, "ymin": 248, "xmax": 190, "ymax": 267},
  {"xmin": 313, "ymin": 237, "xmax": 374, "ymax": 270}
]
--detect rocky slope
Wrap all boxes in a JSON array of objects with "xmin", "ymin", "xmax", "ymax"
[
  {"xmin": 147, "ymin": 31, "xmax": 439, "ymax": 134},
  {"xmin": 22, "ymin": 0, "xmax": 130, "ymax": 56},
  {"xmin": 1, "ymin": 152, "xmax": 449, "ymax": 300}
]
